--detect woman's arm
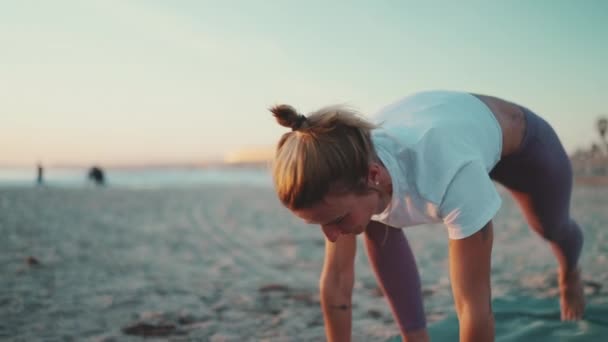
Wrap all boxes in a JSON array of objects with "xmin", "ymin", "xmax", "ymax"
[
  {"xmin": 448, "ymin": 221, "xmax": 494, "ymax": 342},
  {"xmin": 319, "ymin": 233, "xmax": 357, "ymax": 342}
]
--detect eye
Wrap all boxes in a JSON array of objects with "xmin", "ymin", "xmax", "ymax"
[{"xmin": 333, "ymin": 215, "xmax": 346, "ymax": 225}]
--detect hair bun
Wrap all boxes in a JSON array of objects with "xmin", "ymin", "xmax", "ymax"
[{"xmin": 270, "ymin": 104, "xmax": 307, "ymax": 131}]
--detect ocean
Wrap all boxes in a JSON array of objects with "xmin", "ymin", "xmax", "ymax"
[{"xmin": 1, "ymin": 167, "xmax": 607, "ymax": 341}]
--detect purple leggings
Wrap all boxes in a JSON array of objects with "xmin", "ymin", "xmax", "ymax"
[
  {"xmin": 489, "ymin": 105, "xmax": 583, "ymax": 269},
  {"xmin": 364, "ymin": 224, "xmax": 426, "ymax": 332},
  {"xmin": 364, "ymin": 106, "xmax": 583, "ymax": 334}
]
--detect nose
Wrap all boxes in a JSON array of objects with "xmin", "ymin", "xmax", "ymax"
[{"xmin": 321, "ymin": 225, "xmax": 341, "ymax": 242}]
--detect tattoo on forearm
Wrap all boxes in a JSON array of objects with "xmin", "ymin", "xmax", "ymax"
[{"xmin": 330, "ymin": 304, "xmax": 349, "ymax": 310}]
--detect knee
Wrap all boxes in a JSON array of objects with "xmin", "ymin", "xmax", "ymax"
[{"xmin": 541, "ymin": 219, "xmax": 582, "ymax": 243}]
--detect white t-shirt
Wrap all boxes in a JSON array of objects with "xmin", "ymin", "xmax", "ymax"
[{"xmin": 370, "ymin": 90, "xmax": 503, "ymax": 239}]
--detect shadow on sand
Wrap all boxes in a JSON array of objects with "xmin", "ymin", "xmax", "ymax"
[{"xmin": 387, "ymin": 296, "xmax": 608, "ymax": 341}]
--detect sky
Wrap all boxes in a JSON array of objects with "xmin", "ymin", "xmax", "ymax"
[{"xmin": 1, "ymin": 0, "xmax": 607, "ymax": 167}]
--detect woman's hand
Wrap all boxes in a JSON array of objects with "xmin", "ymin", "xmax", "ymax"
[{"xmin": 448, "ymin": 221, "xmax": 495, "ymax": 342}]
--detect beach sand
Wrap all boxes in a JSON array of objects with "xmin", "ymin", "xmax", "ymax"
[{"xmin": 1, "ymin": 184, "xmax": 607, "ymax": 341}]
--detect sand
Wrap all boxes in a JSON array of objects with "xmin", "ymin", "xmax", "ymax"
[{"xmin": 1, "ymin": 183, "xmax": 607, "ymax": 341}]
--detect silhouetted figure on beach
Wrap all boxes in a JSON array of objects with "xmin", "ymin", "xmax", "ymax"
[
  {"xmin": 597, "ymin": 116, "xmax": 608, "ymax": 154},
  {"xmin": 36, "ymin": 163, "xmax": 44, "ymax": 185},
  {"xmin": 87, "ymin": 166, "xmax": 106, "ymax": 186}
]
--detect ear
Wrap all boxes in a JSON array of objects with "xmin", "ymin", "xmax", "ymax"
[{"xmin": 367, "ymin": 162, "xmax": 381, "ymax": 186}]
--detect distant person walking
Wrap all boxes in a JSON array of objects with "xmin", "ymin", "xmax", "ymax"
[
  {"xmin": 269, "ymin": 90, "xmax": 585, "ymax": 342},
  {"xmin": 36, "ymin": 163, "xmax": 44, "ymax": 185}
]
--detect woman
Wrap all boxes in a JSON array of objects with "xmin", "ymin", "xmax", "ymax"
[{"xmin": 269, "ymin": 90, "xmax": 585, "ymax": 342}]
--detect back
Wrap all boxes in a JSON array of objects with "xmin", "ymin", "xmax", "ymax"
[{"xmin": 372, "ymin": 90, "xmax": 502, "ymax": 172}]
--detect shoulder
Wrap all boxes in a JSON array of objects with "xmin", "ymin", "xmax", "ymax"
[{"xmin": 372, "ymin": 90, "xmax": 469, "ymax": 125}]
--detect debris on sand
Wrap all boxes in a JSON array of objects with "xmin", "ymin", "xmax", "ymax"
[
  {"xmin": 26, "ymin": 256, "xmax": 40, "ymax": 266},
  {"xmin": 121, "ymin": 323, "xmax": 178, "ymax": 337},
  {"xmin": 258, "ymin": 284, "xmax": 290, "ymax": 293}
]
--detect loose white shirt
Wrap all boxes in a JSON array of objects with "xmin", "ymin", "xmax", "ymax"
[{"xmin": 370, "ymin": 90, "xmax": 503, "ymax": 239}]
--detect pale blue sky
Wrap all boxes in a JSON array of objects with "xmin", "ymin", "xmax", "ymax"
[{"xmin": 1, "ymin": 0, "xmax": 607, "ymax": 166}]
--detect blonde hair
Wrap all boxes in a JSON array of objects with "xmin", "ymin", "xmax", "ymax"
[{"xmin": 270, "ymin": 103, "xmax": 378, "ymax": 209}]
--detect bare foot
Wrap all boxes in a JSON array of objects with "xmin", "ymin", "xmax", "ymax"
[{"xmin": 558, "ymin": 267, "xmax": 586, "ymax": 321}]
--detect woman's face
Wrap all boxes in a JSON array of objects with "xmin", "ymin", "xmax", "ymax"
[{"xmin": 292, "ymin": 189, "xmax": 380, "ymax": 242}]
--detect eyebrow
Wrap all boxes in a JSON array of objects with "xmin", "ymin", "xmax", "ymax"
[
  {"xmin": 323, "ymin": 214, "xmax": 346, "ymax": 226},
  {"xmin": 304, "ymin": 213, "xmax": 347, "ymax": 226}
]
